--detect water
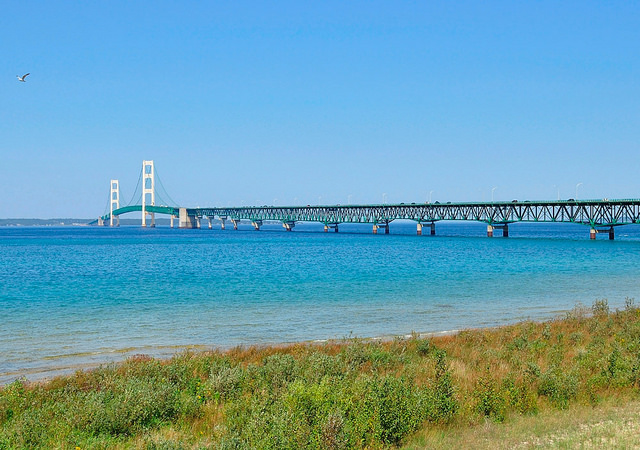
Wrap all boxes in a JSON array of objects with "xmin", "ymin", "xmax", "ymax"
[{"xmin": 2, "ymin": 221, "xmax": 640, "ymax": 384}]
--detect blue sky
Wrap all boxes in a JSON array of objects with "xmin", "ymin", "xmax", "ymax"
[{"xmin": 3, "ymin": 1, "xmax": 639, "ymax": 218}]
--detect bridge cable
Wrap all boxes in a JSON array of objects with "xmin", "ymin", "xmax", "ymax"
[
  {"xmin": 125, "ymin": 167, "xmax": 143, "ymax": 207},
  {"xmin": 154, "ymin": 168, "xmax": 179, "ymax": 207},
  {"xmin": 102, "ymin": 188, "xmax": 111, "ymax": 218}
]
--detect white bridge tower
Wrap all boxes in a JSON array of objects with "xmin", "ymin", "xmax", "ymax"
[
  {"xmin": 110, "ymin": 179, "xmax": 120, "ymax": 227},
  {"xmin": 142, "ymin": 160, "xmax": 155, "ymax": 227}
]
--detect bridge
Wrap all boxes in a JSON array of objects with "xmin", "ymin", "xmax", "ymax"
[{"xmin": 93, "ymin": 160, "xmax": 640, "ymax": 240}]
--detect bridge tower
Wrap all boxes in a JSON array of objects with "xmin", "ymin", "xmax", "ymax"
[
  {"xmin": 110, "ymin": 179, "xmax": 120, "ymax": 227},
  {"xmin": 142, "ymin": 160, "xmax": 155, "ymax": 227}
]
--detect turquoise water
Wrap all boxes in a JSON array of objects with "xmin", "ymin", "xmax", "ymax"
[{"xmin": 2, "ymin": 221, "xmax": 640, "ymax": 384}]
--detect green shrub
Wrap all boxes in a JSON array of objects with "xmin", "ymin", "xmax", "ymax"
[
  {"xmin": 593, "ymin": 299, "xmax": 610, "ymax": 317},
  {"xmin": 537, "ymin": 367, "xmax": 578, "ymax": 409},
  {"xmin": 603, "ymin": 345, "xmax": 633, "ymax": 387},
  {"xmin": 203, "ymin": 365, "xmax": 246, "ymax": 402},
  {"xmin": 260, "ymin": 353, "xmax": 298, "ymax": 391},
  {"xmin": 416, "ymin": 338, "xmax": 432, "ymax": 356},
  {"xmin": 473, "ymin": 374, "xmax": 507, "ymax": 422},
  {"xmin": 503, "ymin": 376, "xmax": 538, "ymax": 415},
  {"xmin": 427, "ymin": 349, "xmax": 458, "ymax": 423},
  {"xmin": 301, "ymin": 352, "xmax": 344, "ymax": 383}
]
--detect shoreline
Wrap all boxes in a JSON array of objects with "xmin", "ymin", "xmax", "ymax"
[
  {"xmin": 3, "ymin": 299, "xmax": 638, "ymax": 448},
  {"xmin": 0, "ymin": 301, "xmax": 610, "ymax": 387},
  {"xmin": 0, "ymin": 326, "xmax": 488, "ymax": 386}
]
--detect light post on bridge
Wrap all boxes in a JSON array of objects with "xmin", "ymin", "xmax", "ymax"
[{"xmin": 491, "ymin": 187, "xmax": 498, "ymax": 202}]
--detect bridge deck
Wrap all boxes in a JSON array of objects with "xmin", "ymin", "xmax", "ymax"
[{"xmin": 95, "ymin": 200, "xmax": 640, "ymax": 229}]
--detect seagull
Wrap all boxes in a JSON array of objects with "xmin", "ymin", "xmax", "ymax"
[{"xmin": 17, "ymin": 73, "xmax": 30, "ymax": 82}]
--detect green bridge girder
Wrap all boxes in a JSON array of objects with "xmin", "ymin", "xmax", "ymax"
[
  {"xmin": 90, "ymin": 205, "xmax": 179, "ymax": 225},
  {"xmin": 93, "ymin": 199, "xmax": 640, "ymax": 229},
  {"xmin": 196, "ymin": 200, "xmax": 640, "ymax": 228}
]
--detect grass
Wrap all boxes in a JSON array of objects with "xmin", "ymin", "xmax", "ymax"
[
  {"xmin": 1, "ymin": 298, "xmax": 640, "ymax": 449},
  {"xmin": 404, "ymin": 397, "xmax": 640, "ymax": 449}
]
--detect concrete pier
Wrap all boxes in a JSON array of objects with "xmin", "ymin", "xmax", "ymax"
[
  {"xmin": 430, "ymin": 222, "xmax": 436, "ymax": 236},
  {"xmin": 220, "ymin": 218, "xmax": 226, "ymax": 230},
  {"xmin": 590, "ymin": 226, "xmax": 615, "ymax": 240},
  {"xmin": 231, "ymin": 219, "xmax": 239, "ymax": 230},
  {"xmin": 488, "ymin": 223, "xmax": 509, "ymax": 237},
  {"xmin": 417, "ymin": 223, "xmax": 422, "ymax": 235},
  {"xmin": 283, "ymin": 221, "xmax": 295, "ymax": 231},
  {"xmin": 374, "ymin": 223, "xmax": 389, "ymax": 234},
  {"xmin": 179, "ymin": 208, "xmax": 200, "ymax": 229},
  {"xmin": 252, "ymin": 220, "xmax": 262, "ymax": 231}
]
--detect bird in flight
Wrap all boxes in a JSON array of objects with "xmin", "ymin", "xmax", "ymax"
[{"xmin": 17, "ymin": 73, "xmax": 30, "ymax": 82}]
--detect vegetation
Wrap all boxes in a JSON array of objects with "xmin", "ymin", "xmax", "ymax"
[{"xmin": 1, "ymin": 299, "xmax": 640, "ymax": 449}]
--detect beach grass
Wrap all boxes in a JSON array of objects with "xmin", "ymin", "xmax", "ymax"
[{"xmin": 1, "ymin": 298, "xmax": 640, "ymax": 449}]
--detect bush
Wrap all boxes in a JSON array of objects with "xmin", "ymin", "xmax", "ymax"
[
  {"xmin": 426, "ymin": 349, "xmax": 458, "ymax": 424},
  {"xmin": 593, "ymin": 299, "xmax": 610, "ymax": 317},
  {"xmin": 260, "ymin": 353, "xmax": 298, "ymax": 391},
  {"xmin": 203, "ymin": 365, "xmax": 246, "ymax": 402},
  {"xmin": 537, "ymin": 367, "xmax": 578, "ymax": 409},
  {"xmin": 474, "ymin": 374, "xmax": 507, "ymax": 422},
  {"xmin": 416, "ymin": 338, "xmax": 432, "ymax": 356}
]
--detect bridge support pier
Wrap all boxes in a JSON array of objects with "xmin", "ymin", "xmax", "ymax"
[
  {"xmin": 488, "ymin": 224, "xmax": 509, "ymax": 237},
  {"xmin": 170, "ymin": 215, "xmax": 175, "ymax": 228},
  {"xmin": 590, "ymin": 226, "xmax": 615, "ymax": 240},
  {"xmin": 252, "ymin": 220, "xmax": 263, "ymax": 231},
  {"xmin": 418, "ymin": 222, "xmax": 436, "ymax": 236},
  {"xmin": 231, "ymin": 219, "xmax": 239, "ymax": 230},
  {"xmin": 283, "ymin": 221, "xmax": 295, "ymax": 231},
  {"xmin": 179, "ymin": 208, "xmax": 200, "ymax": 229},
  {"xmin": 98, "ymin": 217, "xmax": 105, "ymax": 226},
  {"xmin": 324, "ymin": 224, "xmax": 339, "ymax": 232},
  {"xmin": 373, "ymin": 223, "xmax": 389, "ymax": 234},
  {"xmin": 220, "ymin": 218, "xmax": 226, "ymax": 230}
]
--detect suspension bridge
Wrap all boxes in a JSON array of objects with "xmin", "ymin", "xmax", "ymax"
[{"xmin": 92, "ymin": 160, "xmax": 640, "ymax": 239}]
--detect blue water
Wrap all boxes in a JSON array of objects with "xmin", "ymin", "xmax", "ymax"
[{"xmin": 2, "ymin": 221, "xmax": 640, "ymax": 384}]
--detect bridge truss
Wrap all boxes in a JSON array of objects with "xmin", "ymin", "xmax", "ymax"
[
  {"xmin": 196, "ymin": 200, "xmax": 640, "ymax": 228},
  {"xmin": 92, "ymin": 161, "xmax": 640, "ymax": 239},
  {"xmin": 95, "ymin": 199, "xmax": 640, "ymax": 239}
]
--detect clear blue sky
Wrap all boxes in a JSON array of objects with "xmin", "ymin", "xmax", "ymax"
[{"xmin": 3, "ymin": 1, "xmax": 639, "ymax": 218}]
